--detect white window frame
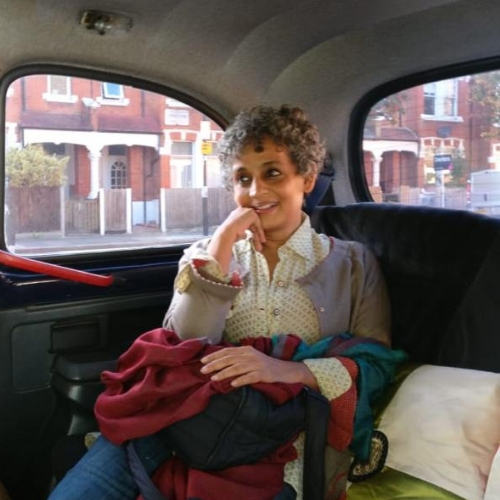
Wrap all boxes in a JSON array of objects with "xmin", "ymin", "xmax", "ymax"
[
  {"xmin": 102, "ymin": 82, "xmax": 124, "ymax": 99},
  {"xmin": 422, "ymin": 79, "xmax": 463, "ymax": 122},
  {"xmin": 98, "ymin": 82, "xmax": 130, "ymax": 106},
  {"xmin": 42, "ymin": 75, "xmax": 78, "ymax": 103},
  {"xmin": 110, "ymin": 160, "xmax": 128, "ymax": 189}
]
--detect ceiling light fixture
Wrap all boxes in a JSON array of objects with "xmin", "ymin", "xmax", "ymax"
[{"xmin": 80, "ymin": 10, "xmax": 133, "ymax": 36}]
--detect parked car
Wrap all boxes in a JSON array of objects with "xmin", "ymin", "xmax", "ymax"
[{"xmin": 0, "ymin": 1, "xmax": 499, "ymax": 500}]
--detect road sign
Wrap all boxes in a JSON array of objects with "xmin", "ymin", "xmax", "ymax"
[
  {"xmin": 201, "ymin": 142, "xmax": 212, "ymax": 155},
  {"xmin": 433, "ymin": 154, "xmax": 452, "ymax": 171}
]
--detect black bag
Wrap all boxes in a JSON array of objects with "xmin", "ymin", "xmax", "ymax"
[
  {"xmin": 162, "ymin": 385, "xmax": 310, "ymax": 470},
  {"xmin": 127, "ymin": 386, "xmax": 330, "ymax": 500}
]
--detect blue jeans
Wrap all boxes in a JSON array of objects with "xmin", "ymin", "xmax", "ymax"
[{"xmin": 47, "ymin": 433, "xmax": 172, "ymax": 500}]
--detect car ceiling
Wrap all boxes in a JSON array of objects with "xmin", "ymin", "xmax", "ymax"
[{"xmin": 1, "ymin": 0, "xmax": 499, "ymax": 203}]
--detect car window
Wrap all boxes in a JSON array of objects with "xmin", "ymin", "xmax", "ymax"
[
  {"xmin": 4, "ymin": 73, "xmax": 232, "ymax": 256},
  {"xmin": 363, "ymin": 69, "xmax": 500, "ymax": 215}
]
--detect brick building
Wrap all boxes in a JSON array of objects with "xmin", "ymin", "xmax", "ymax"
[
  {"xmin": 363, "ymin": 76, "xmax": 495, "ymax": 202},
  {"xmin": 5, "ymin": 74, "xmax": 224, "ymax": 226}
]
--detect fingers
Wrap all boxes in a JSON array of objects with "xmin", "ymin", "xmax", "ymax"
[
  {"xmin": 220, "ymin": 207, "xmax": 266, "ymax": 250},
  {"xmin": 200, "ymin": 348, "xmax": 317, "ymax": 388},
  {"xmin": 249, "ymin": 224, "xmax": 265, "ymax": 251},
  {"xmin": 200, "ymin": 347, "xmax": 250, "ymax": 375},
  {"xmin": 200, "ymin": 347, "xmax": 269, "ymax": 386}
]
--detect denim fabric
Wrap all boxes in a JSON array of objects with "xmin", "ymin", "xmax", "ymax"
[{"xmin": 47, "ymin": 433, "xmax": 172, "ymax": 500}]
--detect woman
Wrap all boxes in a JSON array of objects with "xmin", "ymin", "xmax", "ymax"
[
  {"xmin": 48, "ymin": 105, "xmax": 392, "ymax": 500},
  {"xmin": 161, "ymin": 104, "xmax": 391, "ymax": 498}
]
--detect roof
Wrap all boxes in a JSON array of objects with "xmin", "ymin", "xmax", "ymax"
[
  {"xmin": 364, "ymin": 126, "xmax": 420, "ymax": 142},
  {"xmin": 19, "ymin": 112, "xmax": 162, "ymax": 134}
]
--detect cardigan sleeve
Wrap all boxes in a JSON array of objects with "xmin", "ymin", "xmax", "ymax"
[
  {"xmin": 162, "ymin": 239, "xmax": 245, "ymax": 343},
  {"xmin": 349, "ymin": 242, "xmax": 392, "ymax": 346}
]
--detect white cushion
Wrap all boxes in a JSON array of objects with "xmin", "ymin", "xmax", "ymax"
[
  {"xmin": 484, "ymin": 446, "xmax": 500, "ymax": 500},
  {"xmin": 378, "ymin": 365, "xmax": 500, "ymax": 500}
]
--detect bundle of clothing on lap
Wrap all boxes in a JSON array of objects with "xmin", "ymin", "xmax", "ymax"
[{"xmin": 94, "ymin": 328, "xmax": 407, "ymax": 500}]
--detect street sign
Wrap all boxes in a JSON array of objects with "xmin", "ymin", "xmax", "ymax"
[
  {"xmin": 201, "ymin": 142, "xmax": 212, "ymax": 155},
  {"xmin": 433, "ymin": 154, "xmax": 452, "ymax": 171}
]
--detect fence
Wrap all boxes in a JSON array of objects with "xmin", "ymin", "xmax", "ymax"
[
  {"xmin": 102, "ymin": 188, "xmax": 130, "ymax": 233},
  {"xmin": 395, "ymin": 185, "xmax": 468, "ymax": 210},
  {"xmin": 160, "ymin": 187, "xmax": 235, "ymax": 230},
  {"xmin": 65, "ymin": 198, "xmax": 99, "ymax": 234},
  {"xmin": 8, "ymin": 187, "xmax": 235, "ymax": 237},
  {"xmin": 7, "ymin": 186, "xmax": 61, "ymax": 232}
]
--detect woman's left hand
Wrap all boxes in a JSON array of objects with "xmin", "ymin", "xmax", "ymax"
[{"xmin": 200, "ymin": 345, "xmax": 318, "ymax": 390}]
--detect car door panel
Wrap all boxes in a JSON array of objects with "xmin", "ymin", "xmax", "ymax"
[{"xmin": 0, "ymin": 255, "xmax": 179, "ymax": 499}]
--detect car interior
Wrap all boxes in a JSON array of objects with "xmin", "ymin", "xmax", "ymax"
[{"xmin": 0, "ymin": 1, "xmax": 499, "ymax": 499}]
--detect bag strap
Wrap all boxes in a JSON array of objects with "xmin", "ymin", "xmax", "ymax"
[
  {"xmin": 127, "ymin": 389, "xmax": 331, "ymax": 500},
  {"xmin": 303, "ymin": 388, "xmax": 330, "ymax": 500},
  {"xmin": 127, "ymin": 440, "xmax": 169, "ymax": 500}
]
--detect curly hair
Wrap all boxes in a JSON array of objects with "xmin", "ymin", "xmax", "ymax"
[{"xmin": 218, "ymin": 105, "xmax": 326, "ymax": 189}]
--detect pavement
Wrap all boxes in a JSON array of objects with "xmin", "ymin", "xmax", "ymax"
[{"xmin": 10, "ymin": 225, "xmax": 216, "ymax": 255}]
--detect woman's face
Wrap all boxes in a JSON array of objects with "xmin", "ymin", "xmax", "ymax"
[{"xmin": 231, "ymin": 137, "xmax": 316, "ymax": 241}]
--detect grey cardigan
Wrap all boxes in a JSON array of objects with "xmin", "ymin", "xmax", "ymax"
[{"xmin": 163, "ymin": 237, "xmax": 391, "ymax": 345}]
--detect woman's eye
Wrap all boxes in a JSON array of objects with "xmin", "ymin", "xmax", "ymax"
[
  {"xmin": 266, "ymin": 168, "xmax": 281, "ymax": 178},
  {"xmin": 236, "ymin": 175, "xmax": 251, "ymax": 185}
]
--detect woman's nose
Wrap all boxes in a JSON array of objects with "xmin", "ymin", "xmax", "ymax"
[{"xmin": 249, "ymin": 178, "xmax": 266, "ymax": 197}]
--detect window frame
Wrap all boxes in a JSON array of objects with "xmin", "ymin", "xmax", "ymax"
[
  {"xmin": 98, "ymin": 82, "xmax": 130, "ymax": 106},
  {"xmin": 102, "ymin": 82, "xmax": 124, "ymax": 99},
  {"xmin": 43, "ymin": 75, "xmax": 78, "ymax": 103},
  {"xmin": 349, "ymin": 56, "xmax": 500, "ymax": 205},
  {"xmin": 421, "ymin": 79, "xmax": 462, "ymax": 122},
  {"xmin": 110, "ymin": 160, "xmax": 128, "ymax": 189}
]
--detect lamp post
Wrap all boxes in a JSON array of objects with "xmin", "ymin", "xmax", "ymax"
[{"xmin": 200, "ymin": 119, "xmax": 211, "ymax": 235}]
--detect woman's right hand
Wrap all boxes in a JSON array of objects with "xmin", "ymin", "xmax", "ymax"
[{"xmin": 207, "ymin": 207, "xmax": 265, "ymax": 273}]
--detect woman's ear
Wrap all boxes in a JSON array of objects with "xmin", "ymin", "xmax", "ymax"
[{"xmin": 303, "ymin": 172, "xmax": 317, "ymax": 194}]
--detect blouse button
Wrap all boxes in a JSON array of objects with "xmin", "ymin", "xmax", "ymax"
[
  {"xmin": 277, "ymin": 280, "xmax": 285, "ymax": 287},
  {"xmin": 319, "ymin": 307, "xmax": 325, "ymax": 313},
  {"xmin": 273, "ymin": 308, "xmax": 281, "ymax": 316}
]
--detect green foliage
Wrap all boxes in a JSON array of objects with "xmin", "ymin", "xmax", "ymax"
[
  {"xmin": 6, "ymin": 144, "xmax": 68, "ymax": 187},
  {"xmin": 449, "ymin": 151, "xmax": 468, "ymax": 186},
  {"xmin": 369, "ymin": 92, "xmax": 408, "ymax": 124},
  {"xmin": 470, "ymin": 71, "xmax": 500, "ymax": 138}
]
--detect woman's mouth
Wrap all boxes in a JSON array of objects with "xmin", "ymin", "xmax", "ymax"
[{"xmin": 253, "ymin": 203, "xmax": 278, "ymax": 215}]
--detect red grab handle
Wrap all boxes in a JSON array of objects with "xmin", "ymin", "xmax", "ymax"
[{"xmin": 0, "ymin": 250, "xmax": 115, "ymax": 287}]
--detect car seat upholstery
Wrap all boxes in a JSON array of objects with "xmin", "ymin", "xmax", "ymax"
[{"xmin": 311, "ymin": 203, "xmax": 500, "ymax": 373}]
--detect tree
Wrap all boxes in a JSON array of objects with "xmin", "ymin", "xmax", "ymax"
[
  {"xmin": 368, "ymin": 92, "xmax": 408, "ymax": 125},
  {"xmin": 6, "ymin": 144, "xmax": 68, "ymax": 187},
  {"xmin": 449, "ymin": 151, "xmax": 468, "ymax": 186},
  {"xmin": 469, "ymin": 71, "xmax": 500, "ymax": 139}
]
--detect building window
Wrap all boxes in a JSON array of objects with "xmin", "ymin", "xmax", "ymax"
[
  {"xmin": 108, "ymin": 145, "xmax": 127, "ymax": 156},
  {"xmin": 171, "ymin": 142, "xmax": 194, "ymax": 188},
  {"xmin": 43, "ymin": 75, "xmax": 78, "ymax": 103},
  {"xmin": 423, "ymin": 79, "xmax": 459, "ymax": 119},
  {"xmin": 43, "ymin": 143, "xmax": 66, "ymax": 156},
  {"xmin": 102, "ymin": 82, "xmax": 124, "ymax": 99},
  {"xmin": 110, "ymin": 161, "xmax": 127, "ymax": 189},
  {"xmin": 49, "ymin": 75, "xmax": 70, "ymax": 96},
  {"xmin": 97, "ymin": 82, "xmax": 130, "ymax": 106},
  {"xmin": 171, "ymin": 142, "xmax": 193, "ymax": 155}
]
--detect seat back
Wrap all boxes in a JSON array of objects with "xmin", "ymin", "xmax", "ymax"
[{"xmin": 311, "ymin": 203, "xmax": 500, "ymax": 373}]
